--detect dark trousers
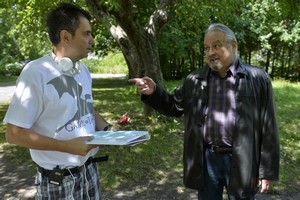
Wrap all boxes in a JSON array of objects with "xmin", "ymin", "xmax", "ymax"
[{"xmin": 198, "ymin": 148, "xmax": 254, "ymax": 200}]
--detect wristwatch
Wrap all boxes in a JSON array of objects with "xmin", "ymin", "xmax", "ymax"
[{"xmin": 103, "ymin": 124, "xmax": 113, "ymax": 131}]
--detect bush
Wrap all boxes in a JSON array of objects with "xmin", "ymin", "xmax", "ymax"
[{"xmin": 5, "ymin": 62, "xmax": 24, "ymax": 76}]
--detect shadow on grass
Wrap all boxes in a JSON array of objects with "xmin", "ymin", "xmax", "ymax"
[{"xmin": 0, "ymin": 144, "xmax": 36, "ymax": 199}]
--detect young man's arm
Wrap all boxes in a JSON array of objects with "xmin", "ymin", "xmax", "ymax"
[
  {"xmin": 5, "ymin": 123, "xmax": 97, "ymax": 156},
  {"xmin": 94, "ymin": 110, "xmax": 119, "ymax": 131}
]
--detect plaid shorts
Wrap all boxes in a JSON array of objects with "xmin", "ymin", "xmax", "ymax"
[{"xmin": 35, "ymin": 162, "xmax": 101, "ymax": 200}]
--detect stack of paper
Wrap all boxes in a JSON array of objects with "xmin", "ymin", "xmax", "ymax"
[{"xmin": 87, "ymin": 131, "xmax": 150, "ymax": 146}]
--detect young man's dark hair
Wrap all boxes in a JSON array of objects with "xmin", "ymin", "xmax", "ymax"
[{"xmin": 46, "ymin": 3, "xmax": 92, "ymax": 45}]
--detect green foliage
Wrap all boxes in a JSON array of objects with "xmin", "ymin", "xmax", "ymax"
[
  {"xmin": 241, "ymin": 0, "xmax": 282, "ymax": 50},
  {"xmin": 159, "ymin": 0, "xmax": 300, "ymax": 80},
  {"xmin": 159, "ymin": 0, "xmax": 208, "ymax": 79},
  {"xmin": 2, "ymin": 0, "xmax": 54, "ymax": 58},
  {"xmin": 0, "ymin": 9, "xmax": 24, "ymax": 66},
  {"xmin": 91, "ymin": 24, "xmax": 119, "ymax": 57},
  {"xmin": 3, "ymin": 62, "xmax": 23, "ymax": 76},
  {"xmin": 1, "ymin": 0, "xmax": 300, "ymax": 80},
  {"xmin": 0, "ymin": 79, "xmax": 299, "ymax": 195}
]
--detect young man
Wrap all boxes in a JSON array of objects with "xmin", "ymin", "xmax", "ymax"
[
  {"xmin": 3, "ymin": 3, "xmax": 114, "ymax": 199},
  {"xmin": 129, "ymin": 23, "xmax": 279, "ymax": 200}
]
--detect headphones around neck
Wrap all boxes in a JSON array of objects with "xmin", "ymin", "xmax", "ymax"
[{"xmin": 55, "ymin": 57, "xmax": 81, "ymax": 76}]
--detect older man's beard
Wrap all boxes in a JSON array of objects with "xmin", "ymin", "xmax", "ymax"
[
  {"xmin": 209, "ymin": 63, "xmax": 223, "ymax": 72},
  {"xmin": 207, "ymin": 57, "xmax": 223, "ymax": 72}
]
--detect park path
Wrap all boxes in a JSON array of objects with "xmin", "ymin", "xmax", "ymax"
[{"xmin": 0, "ymin": 84, "xmax": 15, "ymax": 103}]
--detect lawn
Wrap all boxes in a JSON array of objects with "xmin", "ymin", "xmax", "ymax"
[
  {"xmin": 0, "ymin": 75, "xmax": 18, "ymax": 85},
  {"xmin": 0, "ymin": 77, "xmax": 299, "ymax": 196}
]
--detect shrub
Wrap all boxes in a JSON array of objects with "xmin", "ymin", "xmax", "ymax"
[{"xmin": 5, "ymin": 62, "xmax": 24, "ymax": 76}]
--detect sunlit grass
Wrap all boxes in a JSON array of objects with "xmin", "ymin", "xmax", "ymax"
[
  {"xmin": 82, "ymin": 52, "xmax": 128, "ymax": 74},
  {"xmin": 272, "ymin": 80, "xmax": 300, "ymax": 193},
  {"xmin": 0, "ymin": 75, "xmax": 18, "ymax": 85}
]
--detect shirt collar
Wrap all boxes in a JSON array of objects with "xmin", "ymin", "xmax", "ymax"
[
  {"xmin": 228, "ymin": 60, "xmax": 237, "ymax": 78},
  {"xmin": 209, "ymin": 60, "xmax": 237, "ymax": 79}
]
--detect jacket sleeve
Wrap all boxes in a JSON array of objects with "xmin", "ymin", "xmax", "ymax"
[
  {"xmin": 141, "ymin": 84, "xmax": 184, "ymax": 118},
  {"xmin": 259, "ymin": 73, "xmax": 280, "ymax": 181}
]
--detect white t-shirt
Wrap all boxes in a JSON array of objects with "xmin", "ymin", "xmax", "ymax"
[{"xmin": 3, "ymin": 54, "xmax": 98, "ymax": 169}]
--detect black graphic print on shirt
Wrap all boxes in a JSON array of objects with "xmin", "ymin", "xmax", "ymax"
[{"xmin": 47, "ymin": 75, "xmax": 94, "ymax": 132}]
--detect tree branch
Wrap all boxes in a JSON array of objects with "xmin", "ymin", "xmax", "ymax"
[
  {"xmin": 114, "ymin": 0, "xmax": 141, "ymax": 40},
  {"xmin": 85, "ymin": 0, "xmax": 111, "ymax": 29},
  {"xmin": 146, "ymin": 0, "xmax": 174, "ymax": 38}
]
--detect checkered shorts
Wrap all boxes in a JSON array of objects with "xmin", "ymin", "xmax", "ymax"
[{"xmin": 35, "ymin": 162, "xmax": 101, "ymax": 200}]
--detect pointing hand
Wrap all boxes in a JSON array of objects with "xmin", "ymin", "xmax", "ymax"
[{"xmin": 128, "ymin": 77, "xmax": 156, "ymax": 95}]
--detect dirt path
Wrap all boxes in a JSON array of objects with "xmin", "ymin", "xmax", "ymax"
[
  {"xmin": 0, "ymin": 146, "xmax": 36, "ymax": 200},
  {"xmin": 0, "ymin": 84, "xmax": 15, "ymax": 103}
]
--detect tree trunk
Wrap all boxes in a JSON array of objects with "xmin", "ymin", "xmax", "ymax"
[
  {"xmin": 286, "ymin": 48, "xmax": 292, "ymax": 80},
  {"xmin": 85, "ymin": 0, "xmax": 174, "ymax": 116},
  {"xmin": 248, "ymin": 51, "xmax": 251, "ymax": 65},
  {"xmin": 280, "ymin": 48, "xmax": 285, "ymax": 78},
  {"xmin": 265, "ymin": 49, "xmax": 271, "ymax": 73},
  {"xmin": 270, "ymin": 47, "xmax": 277, "ymax": 79}
]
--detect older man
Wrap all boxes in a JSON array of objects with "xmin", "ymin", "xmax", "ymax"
[{"xmin": 129, "ymin": 23, "xmax": 280, "ymax": 200}]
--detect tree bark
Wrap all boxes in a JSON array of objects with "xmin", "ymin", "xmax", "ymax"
[
  {"xmin": 265, "ymin": 49, "xmax": 271, "ymax": 73},
  {"xmin": 85, "ymin": 0, "xmax": 174, "ymax": 116}
]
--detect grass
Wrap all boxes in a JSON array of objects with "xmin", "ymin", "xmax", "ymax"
[
  {"xmin": 0, "ymin": 75, "xmax": 18, "ymax": 85},
  {"xmin": 82, "ymin": 52, "xmax": 128, "ymax": 74},
  {"xmin": 0, "ymin": 76, "xmax": 299, "ymax": 196},
  {"xmin": 91, "ymin": 78, "xmax": 184, "ymax": 191},
  {"xmin": 271, "ymin": 79, "xmax": 300, "ymax": 194}
]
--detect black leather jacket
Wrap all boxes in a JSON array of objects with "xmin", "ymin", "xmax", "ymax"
[{"xmin": 142, "ymin": 59, "xmax": 280, "ymax": 198}]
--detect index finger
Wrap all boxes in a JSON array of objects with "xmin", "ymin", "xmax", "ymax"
[{"xmin": 128, "ymin": 78, "xmax": 142, "ymax": 84}]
